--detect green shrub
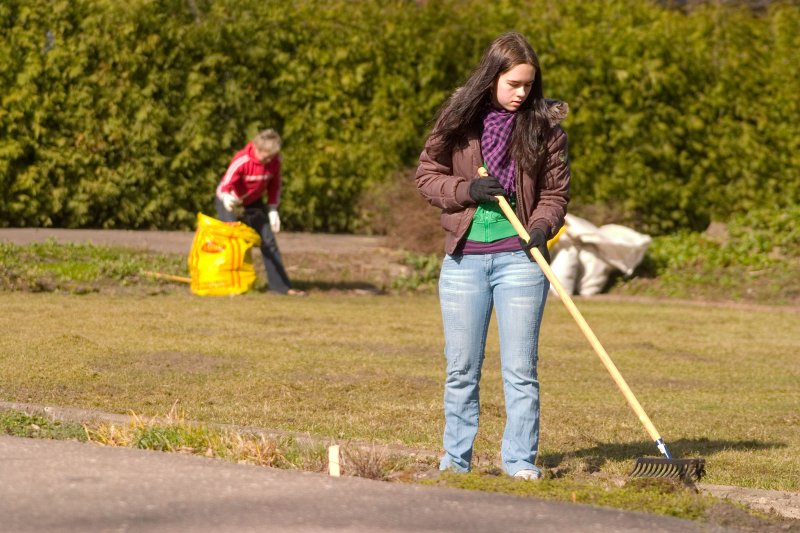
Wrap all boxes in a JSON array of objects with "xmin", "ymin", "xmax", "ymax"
[
  {"xmin": 648, "ymin": 206, "xmax": 800, "ymax": 272},
  {"xmin": 1, "ymin": 0, "xmax": 798, "ymax": 240},
  {"xmin": 615, "ymin": 206, "xmax": 800, "ymax": 303},
  {"xmin": 0, "ymin": 239, "xmax": 186, "ymax": 292},
  {"xmin": 0, "ymin": 410, "xmax": 87, "ymax": 441},
  {"xmin": 392, "ymin": 252, "xmax": 441, "ymax": 292}
]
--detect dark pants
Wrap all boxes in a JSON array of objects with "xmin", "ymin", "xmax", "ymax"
[{"xmin": 215, "ymin": 197, "xmax": 292, "ymax": 294}]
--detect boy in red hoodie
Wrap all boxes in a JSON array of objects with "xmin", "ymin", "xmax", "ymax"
[{"xmin": 215, "ymin": 129, "xmax": 304, "ymax": 295}]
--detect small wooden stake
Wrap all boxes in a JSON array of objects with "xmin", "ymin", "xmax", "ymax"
[{"xmin": 328, "ymin": 445, "xmax": 341, "ymax": 477}]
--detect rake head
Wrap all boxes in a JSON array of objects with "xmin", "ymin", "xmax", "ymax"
[{"xmin": 630, "ymin": 457, "xmax": 706, "ymax": 484}]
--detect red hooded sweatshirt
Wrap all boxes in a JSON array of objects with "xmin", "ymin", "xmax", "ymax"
[{"xmin": 216, "ymin": 142, "xmax": 281, "ymax": 207}]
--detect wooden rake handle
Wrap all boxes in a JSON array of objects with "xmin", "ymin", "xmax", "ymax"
[
  {"xmin": 478, "ymin": 167, "xmax": 664, "ymax": 445},
  {"xmin": 141, "ymin": 271, "xmax": 192, "ymax": 284}
]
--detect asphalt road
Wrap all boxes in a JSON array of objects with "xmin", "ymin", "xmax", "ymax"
[{"xmin": 0, "ymin": 435, "xmax": 729, "ymax": 533}]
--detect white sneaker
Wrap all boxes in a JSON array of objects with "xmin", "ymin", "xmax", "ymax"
[{"xmin": 513, "ymin": 469, "xmax": 542, "ymax": 481}]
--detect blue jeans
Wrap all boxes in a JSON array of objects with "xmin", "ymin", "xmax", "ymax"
[{"xmin": 438, "ymin": 251, "xmax": 549, "ymax": 476}]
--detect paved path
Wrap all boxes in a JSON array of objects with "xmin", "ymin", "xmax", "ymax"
[
  {"xmin": 0, "ymin": 228, "xmax": 386, "ymax": 255},
  {"xmin": 0, "ymin": 435, "xmax": 727, "ymax": 533}
]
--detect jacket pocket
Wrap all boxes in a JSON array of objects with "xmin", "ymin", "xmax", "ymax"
[{"xmin": 440, "ymin": 212, "xmax": 461, "ymax": 233}]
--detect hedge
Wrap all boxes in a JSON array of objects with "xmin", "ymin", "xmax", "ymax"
[{"xmin": 1, "ymin": 0, "xmax": 798, "ymax": 236}]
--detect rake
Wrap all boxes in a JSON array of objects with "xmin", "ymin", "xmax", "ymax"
[{"xmin": 478, "ymin": 168, "xmax": 705, "ymax": 484}]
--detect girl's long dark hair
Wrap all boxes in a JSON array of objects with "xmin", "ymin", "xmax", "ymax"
[{"xmin": 431, "ymin": 32, "xmax": 551, "ymax": 174}]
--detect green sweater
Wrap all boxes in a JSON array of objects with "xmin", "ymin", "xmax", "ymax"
[{"xmin": 465, "ymin": 197, "xmax": 518, "ymax": 242}]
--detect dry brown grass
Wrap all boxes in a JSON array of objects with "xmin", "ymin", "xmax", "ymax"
[{"xmin": 2, "ymin": 290, "xmax": 799, "ymax": 494}]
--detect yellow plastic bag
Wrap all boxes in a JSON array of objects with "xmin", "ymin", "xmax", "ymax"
[
  {"xmin": 547, "ymin": 224, "xmax": 567, "ymax": 250},
  {"xmin": 187, "ymin": 213, "xmax": 261, "ymax": 296}
]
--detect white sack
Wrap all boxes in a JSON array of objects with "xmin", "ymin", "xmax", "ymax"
[
  {"xmin": 548, "ymin": 214, "xmax": 651, "ymax": 296},
  {"xmin": 576, "ymin": 246, "xmax": 614, "ymax": 296},
  {"xmin": 549, "ymin": 244, "xmax": 580, "ymax": 296}
]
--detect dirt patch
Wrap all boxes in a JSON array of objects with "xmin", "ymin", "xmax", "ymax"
[
  {"xmin": 0, "ymin": 227, "xmax": 409, "ymax": 295},
  {"xmin": 283, "ymin": 247, "xmax": 406, "ymax": 293},
  {"xmin": 0, "ymin": 227, "xmax": 390, "ymax": 257},
  {"xmin": 135, "ymin": 351, "xmax": 226, "ymax": 375},
  {"xmin": 4, "ymin": 227, "xmax": 799, "ymax": 309},
  {"xmin": 700, "ymin": 484, "xmax": 800, "ymax": 522}
]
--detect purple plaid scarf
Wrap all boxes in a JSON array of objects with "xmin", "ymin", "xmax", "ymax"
[{"xmin": 481, "ymin": 107, "xmax": 517, "ymax": 193}]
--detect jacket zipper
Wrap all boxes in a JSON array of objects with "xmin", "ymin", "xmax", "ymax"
[{"xmin": 514, "ymin": 165, "xmax": 523, "ymax": 227}]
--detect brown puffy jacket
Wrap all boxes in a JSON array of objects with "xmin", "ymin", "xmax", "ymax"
[{"xmin": 415, "ymin": 100, "xmax": 571, "ymax": 255}]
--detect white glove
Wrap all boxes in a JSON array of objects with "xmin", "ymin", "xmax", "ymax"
[
  {"xmin": 221, "ymin": 192, "xmax": 242, "ymax": 213},
  {"xmin": 268, "ymin": 207, "xmax": 281, "ymax": 233}
]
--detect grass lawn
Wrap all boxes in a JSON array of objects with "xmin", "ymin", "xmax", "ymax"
[
  {"xmin": 2, "ymin": 290, "xmax": 798, "ymax": 490},
  {"xmin": 1, "ymin": 241, "xmax": 798, "ymax": 528}
]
